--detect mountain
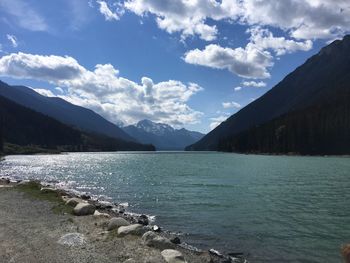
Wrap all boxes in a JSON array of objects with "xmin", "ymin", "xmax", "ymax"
[
  {"xmin": 123, "ymin": 119, "xmax": 204, "ymax": 150},
  {"xmin": 187, "ymin": 35, "xmax": 350, "ymax": 154},
  {"xmin": 0, "ymin": 81, "xmax": 135, "ymax": 142},
  {"xmin": 0, "ymin": 95, "xmax": 155, "ymax": 153}
]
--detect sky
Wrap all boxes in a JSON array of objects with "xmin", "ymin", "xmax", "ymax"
[{"xmin": 0, "ymin": 0, "xmax": 349, "ymax": 133}]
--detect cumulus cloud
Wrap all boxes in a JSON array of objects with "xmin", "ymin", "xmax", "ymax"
[
  {"xmin": 97, "ymin": 1, "xmax": 123, "ymax": 21},
  {"xmin": 124, "ymin": 0, "xmax": 237, "ymax": 41},
  {"xmin": 234, "ymin": 86, "xmax": 242, "ymax": 91},
  {"xmin": 0, "ymin": 0, "xmax": 48, "ymax": 31},
  {"xmin": 0, "ymin": 52, "xmax": 203, "ymax": 127},
  {"xmin": 123, "ymin": 0, "xmax": 350, "ymax": 41},
  {"xmin": 6, "ymin": 34, "xmax": 18, "ymax": 48},
  {"xmin": 184, "ymin": 43, "xmax": 273, "ymax": 79},
  {"xmin": 222, "ymin": 101, "xmax": 241, "ymax": 109},
  {"xmin": 248, "ymin": 27, "xmax": 313, "ymax": 56},
  {"xmin": 242, "ymin": 80, "xmax": 266, "ymax": 88}
]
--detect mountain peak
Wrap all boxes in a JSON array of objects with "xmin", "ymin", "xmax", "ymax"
[
  {"xmin": 136, "ymin": 119, "xmax": 174, "ymax": 135},
  {"xmin": 123, "ymin": 119, "xmax": 205, "ymax": 150}
]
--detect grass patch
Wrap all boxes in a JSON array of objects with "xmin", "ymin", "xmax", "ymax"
[{"xmin": 15, "ymin": 181, "xmax": 73, "ymax": 215}]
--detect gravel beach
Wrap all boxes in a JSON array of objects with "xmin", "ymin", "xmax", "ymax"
[{"xmin": 0, "ymin": 181, "xmax": 233, "ymax": 263}]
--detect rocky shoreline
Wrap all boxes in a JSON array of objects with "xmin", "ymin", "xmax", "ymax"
[{"xmin": 0, "ymin": 177, "xmax": 247, "ymax": 263}]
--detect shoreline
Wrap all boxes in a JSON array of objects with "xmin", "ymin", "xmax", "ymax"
[{"xmin": 0, "ymin": 177, "xmax": 247, "ymax": 263}]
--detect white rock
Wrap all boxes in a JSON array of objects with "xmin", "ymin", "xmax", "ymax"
[
  {"xmin": 161, "ymin": 249, "xmax": 186, "ymax": 263},
  {"xmin": 107, "ymin": 217, "xmax": 130, "ymax": 230},
  {"xmin": 117, "ymin": 224, "xmax": 145, "ymax": 237},
  {"xmin": 94, "ymin": 210, "xmax": 111, "ymax": 218},
  {"xmin": 58, "ymin": 233, "xmax": 86, "ymax": 246},
  {"xmin": 73, "ymin": 203, "xmax": 95, "ymax": 216}
]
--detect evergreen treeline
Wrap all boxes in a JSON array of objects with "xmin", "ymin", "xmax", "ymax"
[
  {"xmin": 218, "ymin": 90, "xmax": 350, "ymax": 155},
  {"xmin": 0, "ymin": 95, "xmax": 155, "ymax": 154}
]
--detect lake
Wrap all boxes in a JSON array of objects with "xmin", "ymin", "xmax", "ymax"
[{"xmin": 1, "ymin": 152, "xmax": 349, "ymax": 262}]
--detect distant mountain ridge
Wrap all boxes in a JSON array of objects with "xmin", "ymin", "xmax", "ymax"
[
  {"xmin": 123, "ymin": 119, "xmax": 204, "ymax": 150},
  {"xmin": 0, "ymin": 81, "xmax": 135, "ymax": 142},
  {"xmin": 187, "ymin": 35, "xmax": 350, "ymax": 154},
  {"xmin": 0, "ymin": 95, "xmax": 155, "ymax": 153}
]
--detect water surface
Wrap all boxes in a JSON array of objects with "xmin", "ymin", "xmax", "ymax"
[{"xmin": 1, "ymin": 152, "xmax": 349, "ymax": 262}]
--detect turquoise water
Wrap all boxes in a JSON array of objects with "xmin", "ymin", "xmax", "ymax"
[{"xmin": 1, "ymin": 152, "xmax": 349, "ymax": 262}]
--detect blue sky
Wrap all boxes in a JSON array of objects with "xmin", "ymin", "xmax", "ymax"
[{"xmin": 0, "ymin": 0, "xmax": 349, "ymax": 133}]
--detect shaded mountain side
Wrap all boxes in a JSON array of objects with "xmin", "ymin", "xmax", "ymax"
[
  {"xmin": 187, "ymin": 35, "xmax": 350, "ymax": 151},
  {"xmin": 123, "ymin": 119, "xmax": 204, "ymax": 150},
  {"xmin": 0, "ymin": 95, "xmax": 155, "ymax": 153},
  {"xmin": 217, "ymin": 88, "xmax": 350, "ymax": 155},
  {"xmin": 0, "ymin": 81, "xmax": 135, "ymax": 142}
]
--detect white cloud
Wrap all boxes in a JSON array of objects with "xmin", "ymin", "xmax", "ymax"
[
  {"xmin": 0, "ymin": 52, "xmax": 203, "ymax": 127},
  {"xmin": 123, "ymin": 0, "xmax": 350, "ymax": 41},
  {"xmin": 6, "ymin": 34, "xmax": 18, "ymax": 48},
  {"xmin": 234, "ymin": 86, "xmax": 242, "ymax": 91},
  {"xmin": 0, "ymin": 0, "xmax": 48, "ymax": 31},
  {"xmin": 240, "ymin": 0, "xmax": 350, "ymax": 40},
  {"xmin": 248, "ymin": 27, "xmax": 313, "ymax": 56},
  {"xmin": 33, "ymin": 88, "xmax": 55, "ymax": 97},
  {"xmin": 55, "ymin": 87, "xmax": 64, "ymax": 94},
  {"xmin": 242, "ymin": 80, "xmax": 266, "ymax": 88},
  {"xmin": 222, "ymin": 101, "xmax": 241, "ymax": 109},
  {"xmin": 209, "ymin": 115, "xmax": 228, "ymax": 130},
  {"xmin": 124, "ymin": 0, "xmax": 235, "ymax": 41},
  {"xmin": 97, "ymin": 1, "xmax": 123, "ymax": 21},
  {"xmin": 184, "ymin": 43, "xmax": 273, "ymax": 79}
]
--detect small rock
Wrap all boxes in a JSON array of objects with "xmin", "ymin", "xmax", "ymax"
[
  {"xmin": 138, "ymin": 214, "xmax": 149, "ymax": 225},
  {"xmin": 66, "ymin": 198, "xmax": 83, "ymax": 207},
  {"xmin": 209, "ymin": 249, "xmax": 224, "ymax": 258},
  {"xmin": 80, "ymin": 193, "xmax": 91, "ymax": 200},
  {"xmin": 107, "ymin": 217, "xmax": 130, "ymax": 231},
  {"xmin": 117, "ymin": 224, "xmax": 145, "ymax": 237},
  {"xmin": 58, "ymin": 233, "xmax": 86, "ymax": 247},
  {"xmin": 170, "ymin": 237, "xmax": 181, "ymax": 245},
  {"xmin": 153, "ymin": 225, "xmax": 161, "ymax": 232},
  {"xmin": 142, "ymin": 231, "xmax": 175, "ymax": 250},
  {"xmin": 161, "ymin": 249, "xmax": 186, "ymax": 263},
  {"xmin": 123, "ymin": 259, "xmax": 136, "ymax": 263},
  {"xmin": 73, "ymin": 203, "xmax": 96, "ymax": 216},
  {"xmin": 94, "ymin": 210, "xmax": 111, "ymax": 218}
]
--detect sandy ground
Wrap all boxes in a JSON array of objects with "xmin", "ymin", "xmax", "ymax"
[{"xmin": 0, "ymin": 185, "xmax": 214, "ymax": 263}]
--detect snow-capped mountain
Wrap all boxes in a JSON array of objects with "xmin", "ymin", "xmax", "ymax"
[{"xmin": 124, "ymin": 119, "xmax": 205, "ymax": 150}]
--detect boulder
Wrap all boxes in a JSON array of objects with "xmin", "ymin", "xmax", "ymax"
[
  {"xmin": 142, "ymin": 231, "xmax": 175, "ymax": 250},
  {"xmin": 107, "ymin": 217, "xmax": 130, "ymax": 231},
  {"xmin": 161, "ymin": 249, "xmax": 186, "ymax": 263},
  {"xmin": 117, "ymin": 224, "xmax": 145, "ymax": 237},
  {"xmin": 73, "ymin": 203, "xmax": 95, "ymax": 216},
  {"xmin": 66, "ymin": 198, "xmax": 83, "ymax": 207}
]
